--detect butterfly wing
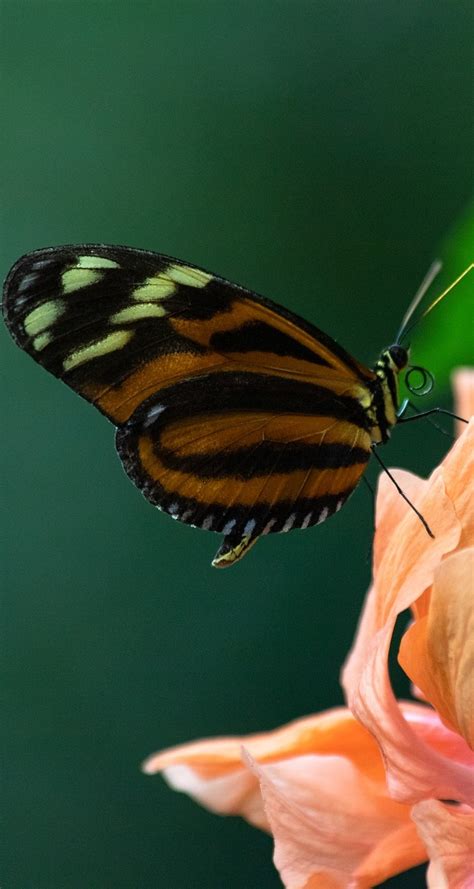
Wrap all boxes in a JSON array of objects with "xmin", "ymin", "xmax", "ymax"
[
  {"xmin": 3, "ymin": 244, "xmax": 375, "ymax": 420},
  {"xmin": 115, "ymin": 371, "xmax": 372, "ymax": 552},
  {"xmin": 3, "ymin": 244, "xmax": 375, "ymax": 565}
]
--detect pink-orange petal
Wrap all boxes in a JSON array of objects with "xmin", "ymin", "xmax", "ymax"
[
  {"xmin": 372, "ymin": 470, "xmax": 427, "ymax": 580},
  {"xmin": 399, "ymin": 549, "xmax": 474, "ymax": 749},
  {"xmin": 142, "ymin": 710, "xmax": 396, "ymax": 831},
  {"xmin": 452, "ymin": 367, "xmax": 474, "ymax": 437},
  {"xmin": 160, "ymin": 760, "xmax": 268, "ymax": 829},
  {"xmin": 373, "ymin": 466, "xmax": 459, "ymax": 619},
  {"xmin": 342, "ymin": 465, "xmax": 459, "ymax": 699},
  {"xmin": 341, "ymin": 470, "xmax": 434, "ymax": 692},
  {"xmin": 244, "ymin": 749, "xmax": 426, "ymax": 889},
  {"xmin": 345, "ymin": 605, "xmax": 474, "ymax": 805},
  {"xmin": 412, "ymin": 799, "xmax": 474, "ymax": 889},
  {"xmin": 342, "ymin": 427, "xmax": 474, "ymax": 805},
  {"xmin": 144, "ymin": 709, "xmax": 390, "ymax": 784},
  {"xmin": 441, "ymin": 420, "xmax": 474, "ymax": 550}
]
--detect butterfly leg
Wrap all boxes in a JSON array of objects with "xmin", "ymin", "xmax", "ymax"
[
  {"xmin": 397, "ymin": 405, "xmax": 467, "ymax": 427},
  {"xmin": 397, "ymin": 403, "xmax": 468, "ymax": 441},
  {"xmin": 371, "ymin": 445, "xmax": 434, "ymax": 538},
  {"xmin": 361, "ymin": 475, "xmax": 376, "ymax": 563},
  {"xmin": 212, "ymin": 532, "xmax": 260, "ymax": 569}
]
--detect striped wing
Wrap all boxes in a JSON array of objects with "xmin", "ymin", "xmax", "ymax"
[
  {"xmin": 116, "ymin": 371, "xmax": 372, "ymax": 540},
  {"xmin": 3, "ymin": 244, "xmax": 375, "ymax": 565}
]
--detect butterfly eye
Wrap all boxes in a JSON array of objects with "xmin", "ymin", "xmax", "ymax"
[
  {"xmin": 388, "ymin": 344, "xmax": 408, "ymax": 369},
  {"xmin": 405, "ymin": 365, "xmax": 435, "ymax": 396}
]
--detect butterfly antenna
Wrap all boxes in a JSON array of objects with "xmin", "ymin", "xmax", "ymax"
[
  {"xmin": 395, "ymin": 260, "xmax": 442, "ymax": 344},
  {"xmin": 398, "ymin": 262, "xmax": 474, "ymax": 344}
]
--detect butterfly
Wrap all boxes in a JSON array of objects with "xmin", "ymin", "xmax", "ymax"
[{"xmin": 3, "ymin": 245, "xmax": 467, "ymax": 568}]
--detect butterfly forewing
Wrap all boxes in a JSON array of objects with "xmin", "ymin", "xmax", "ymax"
[{"xmin": 3, "ymin": 244, "xmax": 377, "ymax": 561}]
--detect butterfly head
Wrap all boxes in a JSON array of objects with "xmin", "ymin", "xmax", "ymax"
[{"xmin": 374, "ymin": 343, "xmax": 410, "ymax": 392}]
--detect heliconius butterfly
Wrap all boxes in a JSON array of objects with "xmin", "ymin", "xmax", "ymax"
[{"xmin": 2, "ymin": 246, "xmax": 471, "ymax": 567}]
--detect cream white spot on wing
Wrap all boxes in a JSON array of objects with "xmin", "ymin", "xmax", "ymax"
[
  {"xmin": 301, "ymin": 512, "xmax": 313, "ymax": 529},
  {"xmin": 32, "ymin": 331, "xmax": 52, "ymax": 351},
  {"xmin": 31, "ymin": 258, "xmax": 55, "ymax": 270},
  {"xmin": 262, "ymin": 518, "xmax": 276, "ymax": 535},
  {"xmin": 76, "ymin": 255, "xmax": 120, "ymax": 269},
  {"xmin": 202, "ymin": 515, "xmax": 214, "ymax": 530},
  {"xmin": 244, "ymin": 518, "xmax": 256, "ymax": 536},
  {"xmin": 282, "ymin": 513, "xmax": 296, "ymax": 533},
  {"xmin": 181, "ymin": 510, "xmax": 193, "ymax": 522},
  {"xmin": 166, "ymin": 264, "xmax": 213, "ymax": 288},
  {"xmin": 62, "ymin": 268, "xmax": 103, "ymax": 294},
  {"xmin": 24, "ymin": 300, "xmax": 65, "ymax": 336},
  {"xmin": 222, "ymin": 519, "xmax": 236, "ymax": 535},
  {"xmin": 144, "ymin": 403, "xmax": 166, "ymax": 427},
  {"xmin": 18, "ymin": 272, "xmax": 39, "ymax": 293},
  {"xmin": 110, "ymin": 304, "xmax": 166, "ymax": 324},
  {"xmin": 133, "ymin": 276, "xmax": 175, "ymax": 301},
  {"xmin": 168, "ymin": 503, "xmax": 179, "ymax": 515},
  {"xmin": 335, "ymin": 499, "xmax": 344, "ymax": 513},
  {"xmin": 317, "ymin": 507, "xmax": 329, "ymax": 524},
  {"xmin": 63, "ymin": 329, "xmax": 134, "ymax": 371}
]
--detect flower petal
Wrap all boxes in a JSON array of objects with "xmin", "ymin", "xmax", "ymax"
[
  {"xmin": 143, "ymin": 709, "xmax": 388, "ymax": 829},
  {"xmin": 144, "ymin": 709, "xmax": 427, "ymax": 887},
  {"xmin": 399, "ymin": 548, "xmax": 474, "ymax": 749},
  {"xmin": 144, "ymin": 708, "xmax": 384, "ymax": 776},
  {"xmin": 159, "ymin": 760, "xmax": 267, "ymax": 829},
  {"xmin": 342, "ymin": 463, "xmax": 460, "ymax": 696},
  {"xmin": 452, "ymin": 367, "xmax": 474, "ymax": 437},
  {"xmin": 344, "ymin": 608, "xmax": 474, "ymax": 805},
  {"xmin": 342, "ymin": 429, "xmax": 474, "ymax": 804},
  {"xmin": 244, "ymin": 747, "xmax": 426, "ymax": 889},
  {"xmin": 441, "ymin": 419, "xmax": 474, "ymax": 550},
  {"xmin": 341, "ymin": 470, "xmax": 431, "ymax": 690},
  {"xmin": 412, "ymin": 799, "xmax": 474, "ymax": 889}
]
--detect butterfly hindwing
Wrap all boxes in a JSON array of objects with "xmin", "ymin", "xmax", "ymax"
[{"xmin": 115, "ymin": 369, "xmax": 372, "ymax": 540}]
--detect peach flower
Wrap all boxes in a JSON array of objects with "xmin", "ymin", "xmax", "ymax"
[
  {"xmin": 144, "ymin": 708, "xmax": 427, "ymax": 887},
  {"xmin": 452, "ymin": 367, "xmax": 474, "ymax": 436},
  {"xmin": 144, "ymin": 371, "xmax": 474, "ymax": 888},
  {"xmin": 341, "ymin": 383, "xmax": 474, "ymax": 886}
]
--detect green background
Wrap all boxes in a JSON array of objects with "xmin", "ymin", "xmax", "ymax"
[{"xmin": 1, "ymin": 2, "xmax": 472, "ymax": 887}]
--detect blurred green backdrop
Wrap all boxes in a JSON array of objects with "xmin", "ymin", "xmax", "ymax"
[{"xmin": 1, "ymin": 2, "xmax": 472, "ymax": 888}]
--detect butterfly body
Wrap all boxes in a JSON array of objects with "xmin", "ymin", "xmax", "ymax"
[{"xmin": 3, "ymin": 245, "xmax": 408, "ymax": 567}]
